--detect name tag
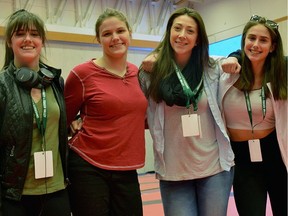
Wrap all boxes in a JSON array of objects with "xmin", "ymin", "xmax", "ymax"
[
  {"xmin": 248, "ymin": 139, "xmax": 263, "ymax": 162},
  {"xmin": 181, "ymin": 114, "xmax": 201, "ymax": 137},
  {"xmin": 34, "ymin": 151, "xmax": 54, "ymax": 179}
]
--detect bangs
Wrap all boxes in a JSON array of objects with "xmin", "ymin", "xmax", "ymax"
[
  {"xmin": 6, "ymin": 10, "xmax": 46, "ymax": 42},
  {"xmin": 11, "ymin": 20, "xmax": 39, "ymax": 33}
]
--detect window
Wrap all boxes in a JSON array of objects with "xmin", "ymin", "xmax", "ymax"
[{"xmin": 209, "ymin": 35, "xmax": 241, "ymax": 57}]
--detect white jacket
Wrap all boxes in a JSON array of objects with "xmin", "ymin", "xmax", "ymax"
[{"xmin": 140, "ymin": 58, "xmax": 235, "ymax": 176}]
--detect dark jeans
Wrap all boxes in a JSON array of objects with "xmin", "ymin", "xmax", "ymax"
[
  {"xmin": 2, "ymin": 189, "xmax": 71, "ymax": 216},
  {"xmin": 231, "ymin": 130, "xmax": 287, "ymax": 216},
  {"xmin": 68, "ymin": 150, "xmax": 143, "ymax": 216}
]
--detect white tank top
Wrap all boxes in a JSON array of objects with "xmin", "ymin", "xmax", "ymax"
[{"xmin": 223, "ymin": 86, "xmax": 275, "ymax": 130}]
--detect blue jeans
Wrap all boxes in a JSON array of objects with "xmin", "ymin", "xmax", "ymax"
[{"xmin": 160, "ymin": 169, "xmax": 234, "ymax": 216}]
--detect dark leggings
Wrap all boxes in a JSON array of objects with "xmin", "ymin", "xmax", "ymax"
[
  {"xmin": 2, "ymin": 189, "xmax": 71, "ymax": 216},
  {"xmin": 231, "ymin": 130, "xmax": 287, "ymax": 216},
  {"xmin": 68, "ymin": 149, "xmax": 143, "ymax": 216}
]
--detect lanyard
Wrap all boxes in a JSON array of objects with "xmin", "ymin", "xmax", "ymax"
[
  {"xmin": 244, "ymin": 86, "xmax": 266, "ymax": 132},
  {"xmin": 173, "ymin": 61, "xmax": 203, "ymax": 111},
  {"xmin": 32, "ymin": 88, "xmax": 47, "ymax": 143}
]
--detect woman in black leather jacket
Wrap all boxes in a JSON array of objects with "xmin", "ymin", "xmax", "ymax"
[{"xmin": 0, "ymin": 9, "xmax": 71, "ymax": 216}]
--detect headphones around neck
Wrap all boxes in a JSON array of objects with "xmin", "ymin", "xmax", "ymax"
[{"xmin": 14, "ymin": 67, "xmax": 55, "ymax": 89}]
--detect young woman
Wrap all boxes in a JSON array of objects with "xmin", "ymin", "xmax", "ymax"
[
  {"xmin": 219, "ymin": 15, "xmax": 287, "ymax": 216},
  {"xmin": 64, "ymin": 8, "xmax": 147, "ymax": 216},
  {"xmin": 0, "ymin": 9, "xmax": 71, "ymax": 216},
  {"xmin": 139, "ymin": 7, "xmax": 234, "ymax": 216}
]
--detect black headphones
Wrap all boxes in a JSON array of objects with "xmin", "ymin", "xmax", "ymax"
[{"xmin": 14, "ymin": 67, "xmax": 55, "ymax": 89}]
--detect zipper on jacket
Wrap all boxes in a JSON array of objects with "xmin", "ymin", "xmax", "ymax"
[{"xmin": 10, "ymin": 145, "xmax": 15, "ymax": 156}]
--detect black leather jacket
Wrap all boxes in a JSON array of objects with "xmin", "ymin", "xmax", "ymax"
[{"xmin": 0, "ymin": 63, "xmax": 69, "ymax": 203}]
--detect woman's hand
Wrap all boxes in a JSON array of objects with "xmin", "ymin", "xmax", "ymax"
[
  {"xmin": 221, "ymin": 57, "xmax": 241, "ymax": 74},
  {"xmin": 141, "ymin": 54, "xmax": 157, "ymax": 72},
  {"xmin": 69, "ymin": 118, "xmax": 83, "ymax": 136}
]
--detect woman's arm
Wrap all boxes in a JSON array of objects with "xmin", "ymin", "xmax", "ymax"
[
  {"xmin": 64, "ymin": 71, "xmax": 84, "ymax": 127},
  {"xmin": 221, "ymin": 50, "xmax": 242, "ymax": 73},
  {"xmin": 141, "ymin": 53, "xmax": 158, "ymax": 72}
]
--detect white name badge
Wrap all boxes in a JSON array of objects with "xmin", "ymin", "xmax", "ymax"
[
  {"xmin": 34, "ymin": 151, "xmax": 54, "ymax": 179},
  {"xmin": 181, "ymin": 114, "xmax": 201, "ymax": 137},
  {"xmin": 248, "ymin": 139, "xmax": 263, "ymax": 162}
]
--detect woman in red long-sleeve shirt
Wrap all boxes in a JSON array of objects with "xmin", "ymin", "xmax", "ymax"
[{"xmin": 64, "ymin": 8, "xmax": 148, "ymax": 216}]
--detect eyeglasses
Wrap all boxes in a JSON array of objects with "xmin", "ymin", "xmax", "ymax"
[{"xmin": 250, "ymin": 15, "xmax": 279, "ymax": 29}]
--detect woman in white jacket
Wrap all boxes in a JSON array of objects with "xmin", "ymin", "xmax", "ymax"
[
  {"xmin": 219, "ymin": 15, "xmax": 287, "ymax": 216},
  {"xmin": 139, "ymin": 7, "xmax": 234, "ymax": 216}
]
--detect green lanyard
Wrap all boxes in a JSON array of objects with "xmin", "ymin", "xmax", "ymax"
[
  {"xmin": 32, "ymin": 88, "xmax": 47, "ymax": 150},
  {"xmin": 244, "ymin": 86, "xmax": 266, "ymax": 133},
  {"xmin": 173, "ymin": 61, "xmax": 203, "ymax": 111}
]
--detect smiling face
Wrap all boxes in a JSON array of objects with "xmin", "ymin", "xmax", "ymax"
[
  {"xmin": 244, "ymin": 24, "xmax": 274, "ymax": 65},
  {"xmin": 9, "ymin": 26, "xmax": 43, "ymax": 69},
  {"xmin": 97, "ymin": 16, "xmax": 131, "ymax": 59},
  {"xmin": 170, "ymin": 14, "xmax": 198, "ymax": 64}
]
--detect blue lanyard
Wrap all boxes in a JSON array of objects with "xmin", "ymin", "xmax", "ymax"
[
  {"xmin": 244, "ymin": 86, "xmax": 266, "ymax": 132},
  {"xmin": 173, "ymin": 61, "xmax": 203, "ymax": 111}
]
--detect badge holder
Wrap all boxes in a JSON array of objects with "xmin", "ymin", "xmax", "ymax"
[
  {"xmin": 181, "ymin": 109, "xmax": 202, "ymax": 137},
  {"xmin": 248, "ymin": 139, "xmax": 262, "ymax": 162},
  {"xmin": 34, "ymin": 150, "xmax": 54, "ymax": 179}
]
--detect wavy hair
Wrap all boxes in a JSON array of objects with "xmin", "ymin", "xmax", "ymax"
[{"xmin": 147, "ymin": 7, "xmax": 214, "ymax": 102}]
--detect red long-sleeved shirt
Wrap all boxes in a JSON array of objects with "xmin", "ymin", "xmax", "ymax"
[{"xmin": 64, "ymin": 59, "xmax": 148, "ymax": 170}]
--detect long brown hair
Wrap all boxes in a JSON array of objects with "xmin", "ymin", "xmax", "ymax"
[
  {"xmin": 147, "ymin": 7, "xmax": 214, "ymax": 102},
  {"xmin": 2, "ymin": 9, "xmax": 47, "ymax": 69},
  {"xmin": 239, "ymin": 17, "xmax": 287, "ymax": 100}
]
